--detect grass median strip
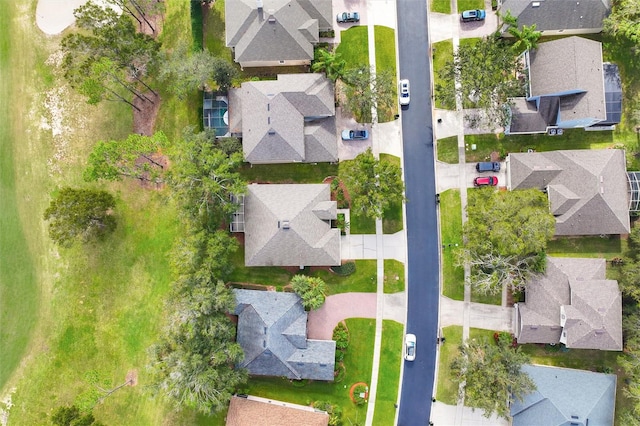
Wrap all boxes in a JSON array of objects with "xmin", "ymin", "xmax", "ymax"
[
  {"xmin": 439, "ymin": 190, "xmax": 464, "ymax": 301},
  {"xmin": 373, "ymin": 320, "xmax": 403, "ymax": 425}
]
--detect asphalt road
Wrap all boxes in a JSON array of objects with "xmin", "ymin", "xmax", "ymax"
[{"xmin": 396, "ymin": 0, "xmax": 440, "ymax": 425}]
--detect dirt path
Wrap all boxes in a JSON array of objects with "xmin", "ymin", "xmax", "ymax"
[{"xmin": 307, "ymin": 293, "xmax": 377, "ymax": 340}]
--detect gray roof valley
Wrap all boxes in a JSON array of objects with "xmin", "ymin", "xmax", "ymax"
[{"xmin": 233, "ymin": 289, "xmax": 336, "ymax": 380}]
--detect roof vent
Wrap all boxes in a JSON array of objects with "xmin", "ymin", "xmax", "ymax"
[
  {"xmin": 282, "ymin": 220, "xmax": 290, "ymax": 229},
  {"xmin": 532, "ymin": 1, "xmax": 540, "ymax": 6}
]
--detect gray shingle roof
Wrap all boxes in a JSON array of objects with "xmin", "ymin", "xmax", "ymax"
[
  {"xmin": 225, "ymin": 0, "xmax": 332, "ymax": 66},
  {"xmin": 516, "ymin": 257, "xmax": 622, "ymax": 351},
  {"xmin": 528, "ymin": 37, "xmax": 606, "ymax": 123},
  {"xmin": 508, "ymin": 149, "xmax": 630, "ymax": 236},
  {"xmin": 233, "ymin": 289, "xmax": 336, "ymax": 380},
  {"xmin": 235, "ymin": 74, "xmax": 337, "ymax": 164},
  {"xmin": 244, "ymin": 184, "xmax": 340, "ymax": 267},
  {"xmin": 511, "ymin": 365, "xmax": 616, "ymax": 426},
  {"xmin": 500, "ymin": 0, "xmax": 610, "ymax": 33}
]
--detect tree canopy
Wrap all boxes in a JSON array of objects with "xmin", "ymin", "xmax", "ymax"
[
  {"xmin": 435, "ymin": 33, "xmax": 526, "ymax": 129},
  {"xmin": 338, "ymin": 148, "xmax": 405, "ymax": 220},
  {"xmin": 84, "ymin": 131, "xmax": 168, "ymax": 183},
  {"xmin": 343, "ymin": 66, "xmax": 396, "ymax": 123},
  {"xmin": 290, "ymin": 275, "xmax": 327, "ymax": 310},
  {"xmin": 451, "ymin": 337, "xmax": 535, "ymax": 419},
  {"xmin": 312, "ymin": 48, "xmax": 346, "ymax": 82},
  {"xmin": 166, "ymin": 128, "xmax": 246, "ymax": 228},
  {"xmin": 604, "ymin": 0, "xmax": 640, "ymax": 49},
  {"xmin": 460, "ymin": 188, "xmax": 555, "ymax": 294},
  {"xmin": 61, "ymin": 1, "xmax": 160, "ymax": 108},
  {"xmin": 43, "ymin": 188, "xmax": 117, "ymax": 247}
]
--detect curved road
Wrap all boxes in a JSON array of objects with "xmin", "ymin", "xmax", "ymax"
[{"xmin": 396, "ymin": 0, "xmax": 439, "ymax": 425}]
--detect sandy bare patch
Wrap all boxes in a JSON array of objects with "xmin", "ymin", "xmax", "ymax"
[{"xmin": 35, "ymin": 0, "xmax": 118, "ymax": 36}]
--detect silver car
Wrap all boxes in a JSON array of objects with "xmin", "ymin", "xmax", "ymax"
[
  {"xmin": 399, "ymin": 79, "xmax": 410, "ymax": 106},
  {"xmin": 404, "ymin": 333, "xmax": 416, "ymax": 361}
]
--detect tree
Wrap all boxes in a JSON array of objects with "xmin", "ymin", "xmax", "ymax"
[
  {"xmin": 451, "ymin": 337, "xmax": 535, "ymax": 419},
  {"xmin": 166, "ymin": 130, "xmax": 246, "ymax": 228},
  {"xmin": 159, "ymin": 44, "xmax": 238, "ymax": 98},
  {"xmin": 290, "ymin": 275, "xmax": 327, "ymax": 310},
  {"xmin": 460, "ymin": 188, "xmax": 555, "ymax": 294},
  {"xmin": 619, "ymin": 310, "xmax": 640, "ymax": 421},
  {"xmin": 84, "ymin": 131, "xmax": 168, "ymax": 183},
  {"xmin": 43, "ymin": 188, "xmax": 117, "ymax": 247},
  {"xmin": 51, "ymin": 405, "xmax": 104, "ymax": 426},
  {"xmin": 312, "ymin": 48, "xmax": 346, "ymax": 82},
  {"xmin": 604, "ymin": 0, "xmax": 640, "ymax": 49},
  {"xmin": 343, "ymin": 66, "xmax": 396, "ymax": 123},
  {"xmin": 508, "ymin": 24, "xmax": 541, "ymax": 53},
  {"xmin": 338, "ymin": 148, "xmax": 405, "ymax": 220},
  {"xmin": 616, "ymin": 226, "xmax": 640, "ymax": 302},
  {"xmin": 61, "ymin": 1, "xmax": 160, "ymax": 108},
  {"xmin": 109, "ymin": 0, "xmax": 165, "ymax": 35},
  {"xmin": 435, "ymin": 34, "xmax": 526, "ymax": 129}
]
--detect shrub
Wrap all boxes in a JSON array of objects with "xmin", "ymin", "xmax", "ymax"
[
  {"xmin": 334, "ymin": 363, "xmax": 346, "ymax": 383},
  {"xmin": 331, "ymin": 261, "xmax": 356, "ymax": 276},
  {"xmin": 333, "ymin": 322, "xmax": 349, "ymax": 350},
  {"xmin": 335, "ymin": 349, "xmax": 345, "ymax": 363},
  {"xmin": 353, "ymin": 385, "xmax": 368, "ymax": 406}
]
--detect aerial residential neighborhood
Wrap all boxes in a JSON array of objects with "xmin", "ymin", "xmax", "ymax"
[{"xmin": 1, "ymin": 0, "xmax": 640, "ymax": 425}]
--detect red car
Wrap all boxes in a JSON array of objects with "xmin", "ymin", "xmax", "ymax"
[{"xmin": 474, "ymin": 176, "xmax": 498, "ymax": 186}]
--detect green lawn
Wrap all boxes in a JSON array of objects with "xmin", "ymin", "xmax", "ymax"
[
  {"xmin": 469, "ymin": 328, "xmax": 496, "ymax": 342},
  {"xmin": 203, "ymin": 0, "xmax": 233, "ymax": 62},
  {"xmin": 239, "ymin": 162, "xmax": 338, "ymax": 184},
  {"xmin": 247, "ymin": 318, "xmax": 375, "ymax": 423},
  {"xmin": 547, "ymin": 236, "xmax": 625, "ymax": 259},
  {"xmin": 432, "ymin": 39, "xmax": 454, "ymax": 110},
  {"xmin": 381, "ymin": 154, "xmax": 404, "ymax": 234},
  {"xmin": 431, "ymin": 0, "xmax": 452, "ymax": 14},
  {"xmin": 374, "ymin": 26, "xmax": 398, "ymax": 123},
  {"xmin": 463, "ymin": 130, "xmax": 616, "ymax": 163},
  {"xmin": 372, "ymin": 321, "xmax": 403, "ymax": 425},
  {"xmin": 470, "ymin": 289, "xmax": 502, "ymax": 305},
  {"xmin": 384, "ymin": 260, "xmax": 405, "ymax": 294},
  {"xmin": 439, "ymin": 190, "xmax": 464, "ymax": 301},
  {"xmin": 336, "ymin": 26, "xmax": 369, "ymax": 69},
  {"xmin": 351, "ymin": 212, "xmax": 377, "ymax": 234},
  {"xmin": 0, "ymin": 0, "xmax": 39, "ymax": 390},
  {"xmin": 436, "ymin": 325, "xmax": 463, "ymax": 404},
  {"xmin": 457, "ymin": 0, "xmax": 485, "ymax": 12},
  {"xmin": 437, "ymin": 136, "xmax": 459, "ymax": 163},
  {"xmin": 229, "ymin": 251, "xmax": 378, "ymax": 295}
]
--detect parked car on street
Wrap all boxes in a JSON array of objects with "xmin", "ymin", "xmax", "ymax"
[
  {"xmin": 474, "ymin": 176, "xmax": 498, "ymax": 186},
  {"xmin": 399, "ymin": 79, "xmax": 410, "ymax": 106},
  {"xmin": 337, "ymin": 12, "xmax": 360, "ymax": 23},
  {"xmin": 341, "ymin": 129, "xmax": 369, "ymax": 141},
  {"xmin": 405, "ymin": 334, "xmax": 416, "ymax": 361},
  {"xmin": 476, "ymin": 161, "xmax": 500, "ymax": 172},
  {"xmin": 460, "ymin": 9, "xmax": 486, "ymax": 22}
]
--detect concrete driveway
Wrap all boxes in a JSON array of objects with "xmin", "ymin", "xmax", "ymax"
[
  {"xmin": 435, "ymin": 161, "xmax": 506, "ymax": 192},
  {"xmin": 336, "ymin": 107, "xmax": 372, "ymax": 160}
]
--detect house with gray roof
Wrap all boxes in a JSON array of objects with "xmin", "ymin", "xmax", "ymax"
[
  {"xmin": 506, "ymin": 37, "xmax": 621, "ymax": 134},
  {"xmin": 225, "ymin": 0, "xmax": 332, "ymax": 68},
  {"xmin": 511, "ymin": 365, "xmax": 616, "ymax": 425},
  {"xmin": 233, "ymin": 289, "xmax": 336, "ymax": 381},
  {"xmin": 514, "ymin": 257, "xmax": 622, "ymax": 351},
  {"xmin": 506, "ymin": 149, "xmax": 630, "ymax": 236},
  {"xmin": 499, "ymin": 0, "xmax": 610, "ymax": 37},
  {"xmin": 228, "ymin": 73, "xmax": 337, "ymax": 164},
  {"xmin": 243, "ymin": 184, "xmax": 340, "ymax": 267}
]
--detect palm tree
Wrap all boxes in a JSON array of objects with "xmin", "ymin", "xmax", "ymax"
[
  {"xmin": 509, "ymin": 24, "xmax": 542, "ymax": 53},
  {"xmin": 312, "ymin": 48, "xmax": 346, "ymax": 82}
]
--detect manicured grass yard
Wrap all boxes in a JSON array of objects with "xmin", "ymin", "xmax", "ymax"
[
  {"xmin": 436, "ymin": 325, "xmax": 463, "ymax": 404},
  {"xmin": 457, "ymin": 0, "xmax": 485, "ymax": 12},
  {"xmin": 203, "ymin": 0, "xmax": 233, "ymax": 62},
  {"xmin": 439, "ymin": 190, "xmax": 464, "ymax": 301},
  {"xmin": 432, "ymin": 39, "xmax": 454, "ymax": 110},
  {"xmin": 384, "ymin": 260, "xmax": 405, "ymax": 294},
  {"xmin": 374, "ymin": 26, "xmax": 398, "ymax": 123},
  {"xmin": 351, "ymin": 212, "xmax": 377, "ymax": 234},
  {"xmin": 336, "ymin": 26, "xmax": 369, "ymax": 69},
  {"xmin": 431, "ymin": 0, "xmax": 452, "ymax": 14},
  {"xmin": 464, "ymin": 129, "xmax": 616, "ymax": 163},
  {"xmin": 229, "ymin": 250, "xmax": 378, "ymax": 295},
  {"xmin": 381, "ymin": 154, "xmax": 404, "ymax": 234},
  {"xmin": 239, "ymin": 162, "xmax": 338, "ymax": 184},
  {"xmin": 470, "ymin": 289, "xmax": 502, "ymax": 305},
  {"xmin": 247, "ymin": 318, "xmax": 375, "ymax": 424},
  {"xmin": 373, "ymin": 320, "xmax": 403, "ymax": 424},
  {"xmin": 547, "ymin": 235, "xmax": 625, "ymax": 259},
  {"xmin": 437, "ymin": 136, "xmax": 459, "ymax": 163}
]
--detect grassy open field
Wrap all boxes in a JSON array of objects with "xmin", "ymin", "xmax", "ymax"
[
  {"xmin": 336, "ymin": 26, "xmax": 369, "ymax": 70},
  {"xmin": 0, "ymin": 1, "xmax": 213, "ymax": 424}
]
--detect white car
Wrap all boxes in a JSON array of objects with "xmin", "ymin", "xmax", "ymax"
[
  {"xmin": 399, "ymin": 79, "xmax": 410, "ymax": 106},
  {"xmin": 404, "ymin": 333, "xmax": 416, "ymax": 361}
]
